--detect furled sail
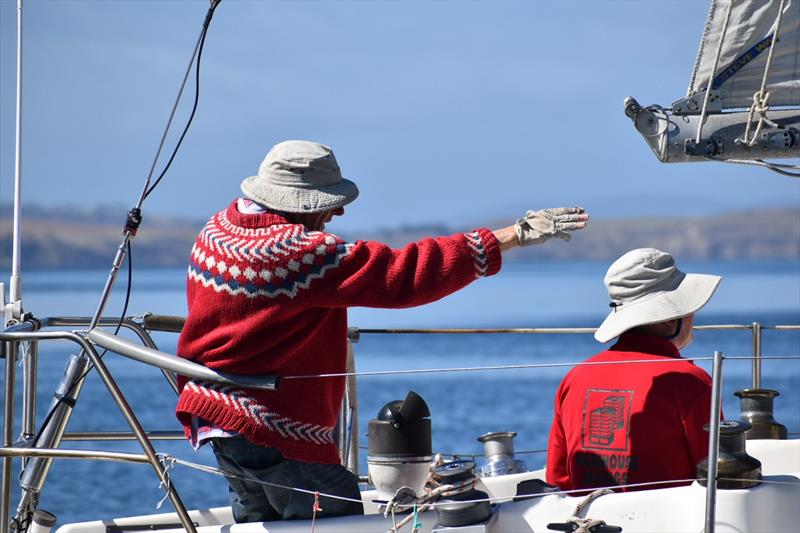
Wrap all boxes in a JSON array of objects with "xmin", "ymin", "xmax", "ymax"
[
  {"xmin": 687, "ymin": 0, "xmax": 799, "ymax": 109},
  {"xmin": 623, "ymin": 0, "xmax": 799, "ymax": 168}
]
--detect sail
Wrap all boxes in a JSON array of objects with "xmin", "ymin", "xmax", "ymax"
[{"xmin": 687, "ymin": 0, "xmax": 799, "ymax": 109}]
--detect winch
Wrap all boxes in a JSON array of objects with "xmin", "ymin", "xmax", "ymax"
[
  {"xmin": 698, "ymin": 420, "xmax": 762, "ymax": 489},
  {"xmin": 432, "ymin": 460, "xmax": 495, "ymax": 532},
  {"xmin": 476, "ymin": 431, "xmax": 527, "ymax": 477},
  {"xmin": 367, "ymin": 390, "xmax": 433, "ymax": 501},
  {"xmin": 735, "ymin": 388, "xmax": 788, "ymax": 440}
]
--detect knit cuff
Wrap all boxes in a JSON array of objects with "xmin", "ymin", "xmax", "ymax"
[
  {"xmin": 175, "ymin": 381, "xmax": 341, "ymax": 464},
  {"xmin": 464, "ymin": 229, "xmax": 502, "ymax": 278}
]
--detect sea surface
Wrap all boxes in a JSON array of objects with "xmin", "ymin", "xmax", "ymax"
[{"xmin": 1, "ymin": 260, "xmax": 799, "ymax": 526}]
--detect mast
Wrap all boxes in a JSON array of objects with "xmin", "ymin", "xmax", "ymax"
[{"xmin": 7, "ymin": 0, "xmax": 24, "ymax": 322}]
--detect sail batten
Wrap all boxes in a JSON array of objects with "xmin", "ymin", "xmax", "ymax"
[{"xmin": 689, "ymin": 0, "xmax": 799, "ymax": 109}]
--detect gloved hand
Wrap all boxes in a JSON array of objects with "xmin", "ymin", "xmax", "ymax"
[{"xmin": 513, "ymin": 207, "xmax": 587, "ymax": 246}]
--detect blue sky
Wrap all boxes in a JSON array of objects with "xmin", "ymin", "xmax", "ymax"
[{"xmin": 1, "ymin": 0, "xmax": 798, "ymax": 233}]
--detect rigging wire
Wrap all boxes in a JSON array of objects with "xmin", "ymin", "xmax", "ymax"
[
  {"xmin": 703, "ymin": 155, "xmax": 800, "ymax": 177},
  {"xmin": 695, "ymin": 0, "xmax": 733, "ymax": 144},
  {"xmin": 26, "ymin": 0, "xmax": 220, "ymax": 455},
  {"xmin": 144, "ymin": 0, "xmax": 219, "ymax": 199}
]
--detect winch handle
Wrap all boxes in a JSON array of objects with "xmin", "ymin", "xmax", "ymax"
[{"xmin": 142, "ymin": 313, "xmax": 186, "ymax": 333}]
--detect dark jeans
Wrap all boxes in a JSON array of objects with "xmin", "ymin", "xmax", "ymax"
[{"xmin": 211, "ymin": 436, "xmax": 364, "ymax": 523}]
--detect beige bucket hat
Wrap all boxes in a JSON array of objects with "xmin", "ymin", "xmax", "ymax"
[
  {"xmin": 594, "ymin": 248, "xmax": 721, "ymax": 343},
  {"xmin": 241, "ymin": 140, "xmax": 359, "ymax": 213}
]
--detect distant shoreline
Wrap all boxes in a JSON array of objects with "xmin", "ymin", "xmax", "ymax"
[{"xmin": 2, "ymin": 204, "xmax": 798, "ymax": 270}]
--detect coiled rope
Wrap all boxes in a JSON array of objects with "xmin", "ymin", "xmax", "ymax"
[{"xmin": 566, "ymin": 488, "xmax": 615, "ymax": 533}]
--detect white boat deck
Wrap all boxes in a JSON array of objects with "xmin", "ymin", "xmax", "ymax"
[{"xmin": 56, "ymin": 439, "xmax": 800, "ymax": 533}]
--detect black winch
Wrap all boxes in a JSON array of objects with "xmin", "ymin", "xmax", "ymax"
[
  {"xmin": 698, "ymin": 420, "xmax": 762, "ymax": 489},
  {"xmin": 432, "ymin": 460, "xmax": 494, "ymax": 529},
  {"xmin": 367, "ymin": 391, "xmax": 433, "ymax": 501}
]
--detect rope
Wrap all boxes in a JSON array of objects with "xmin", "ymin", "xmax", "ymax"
[
  {"xmin": 557, "ymin": 488, "xmax": 614, "ymax": 533},
  {"xmin": 383, "ymin": 458, "xmax": 479, "ymax": 532},
  {"xmin": 696, "ymin": 0, "xmax": 733, "ymax": 144},
  {"xmin": 310, "ymin": 491, "xmax": 323, "ymax": 533},
  {"xmin": 573, "ymin": 488, "xmax": 615, "ymax": 517},
  {"xmin": 703, "ymin": 156, "xmax": 800, "ymax": 176},
  {"xmin": 738, "ymin": 0, "xmax": 787, "ymax": 147},
  {"xmin": 566, "ymin": 516, "xmax": 607, "ymax": 533},
  {"xmin": 739, "ymin": 91, "xmax": 780, "ymax": 146},
  {"xmin": 386, "ymin": 504, "xmax": 430, "ymax": 533},
  {"xmin": 412, "ymin": 504, "xmax": 423, "ymax": 532},
  {"xmin": 155, "ymin": 454, "xmax": 177, "ymax": 510}
]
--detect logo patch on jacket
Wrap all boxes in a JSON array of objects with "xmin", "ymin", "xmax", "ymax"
[{"xmin": 581, "ymin": 389, "xmax": 634, "ymax": 451}]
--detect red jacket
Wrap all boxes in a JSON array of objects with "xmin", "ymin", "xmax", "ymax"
[
  {"xmin": 546, "ymin": 333, "xmax": 715, "ymax": 491},
  {"xmin": 176, "ymin": 201, "xmax": 502, "ymax": 463}
]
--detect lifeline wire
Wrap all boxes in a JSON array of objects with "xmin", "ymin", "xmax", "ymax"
[
  {"xmin": 280, "ymin": 354, "xmax": 798, "ymax": 381},
  {"xmin": 282, "ymin": 356, "xmax": 717, "ymax": 380},
  {"xmin": 164, "ymin": 456, "xmax": 800, "ymax": 512}
]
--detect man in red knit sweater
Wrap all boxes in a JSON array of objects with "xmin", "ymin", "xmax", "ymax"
[
  {"xmin": 176, "ymin": 139, "xmax": 588, "ymax": 523},
  {"xmin": 546, "ymin": 248, "xmax": 721, "ymax": 493}
]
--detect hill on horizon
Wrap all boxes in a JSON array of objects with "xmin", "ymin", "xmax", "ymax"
[{"xmin": 1, "ymin": 203, "xmax": 798, "ymax": 270}]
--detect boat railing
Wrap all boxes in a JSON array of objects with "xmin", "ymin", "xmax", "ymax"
[
  {"xmin": 1, "ymin": 315, "xmax": 798, "ymax": 532},
  {"xmin": 0, "ymin": 316, "xmax": 276, "ymax": 532}
]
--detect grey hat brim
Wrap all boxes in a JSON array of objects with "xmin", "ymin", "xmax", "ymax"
[
  {"xmin": 241, "ymin": 175, "xmax": 359, "ymax": 214},
  {"xmin": 594, "ymin": 272, "xmax": 721, "ymax": 343}
]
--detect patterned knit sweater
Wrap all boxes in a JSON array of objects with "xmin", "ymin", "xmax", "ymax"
[{"xmin": 176, "ymin": 200, "xmax": 502, "ymax": 464}]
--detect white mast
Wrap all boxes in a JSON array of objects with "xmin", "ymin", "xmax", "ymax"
[{"xmin": 8, "ymin": 0, "xmax": 24, "ymax": 321}]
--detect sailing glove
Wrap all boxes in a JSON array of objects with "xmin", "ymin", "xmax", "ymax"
[{"xmin": 514, "ymin": 207, "xmax": 587, "ymax": 246}]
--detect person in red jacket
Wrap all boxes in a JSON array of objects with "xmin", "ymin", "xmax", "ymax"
[
  {"xmin": 176, "ymin": 139, "xmax": 589, "ymax": 523},
  {"xmin": 546, "ymin": 248, "xmax": 721, "ymax": 493}
]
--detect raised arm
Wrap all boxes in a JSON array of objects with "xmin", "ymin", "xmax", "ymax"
[{"xmin": 312, "ymin": 207, "xmax": 589, "ymax": 308}]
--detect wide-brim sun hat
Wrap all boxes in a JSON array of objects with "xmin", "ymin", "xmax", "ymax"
[
  {"xmin": 241, "ymin": 140, "xmax": 359, "ymax": 214},
  {"xmin": 594, "ymin": 248, "xmax": 721, "ymax": 343}
]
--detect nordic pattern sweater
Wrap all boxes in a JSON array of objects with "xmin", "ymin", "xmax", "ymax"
[{"xmin": 176, "ymin": 201, "xmax": 502, "ymax": 464}]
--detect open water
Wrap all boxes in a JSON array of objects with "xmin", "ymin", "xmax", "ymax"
[{"xmin": 1, "ymin": 260, "xmax": 799, "ymax": 525}]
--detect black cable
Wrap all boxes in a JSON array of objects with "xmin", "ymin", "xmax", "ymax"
[
  {"xmin": 144, "ymin": 0, "xmax": 219, "ymax": 199},
  {"xmin": 764, "ymin": 165, "xmax": 800, "ymax": 178},
  {"xmin": 26, "ymin": 1, "xmax": 221, "ymax": 451},
  {"xmin": 19, "ymin": 8, "xmax": 221, "ymax": 525}
]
